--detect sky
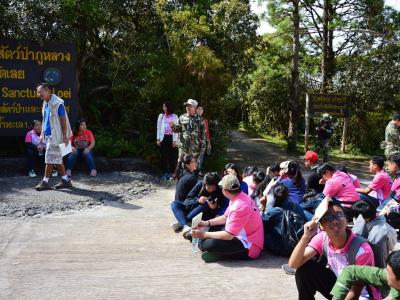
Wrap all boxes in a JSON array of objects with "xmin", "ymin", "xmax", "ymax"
[{"xmin": 251, "ymin": 0, "xmax": 400, "ymax": 35}]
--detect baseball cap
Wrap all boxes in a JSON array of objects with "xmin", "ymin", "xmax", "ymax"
[
  {"xmin": 218, "ymin": 174, "xmax": 240, "ymax": 190},
  {"xmin": 280, "ymin": 161, "xmax": 290, "ymax": 172},
  {"xmin": 183, "ymin": 98, "xmax": 198, "ymax": 107},
  {"xmin": 304, "ymin": 151, "xmax": 318, "ymax": 164}
]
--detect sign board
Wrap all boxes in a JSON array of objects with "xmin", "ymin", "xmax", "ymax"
[
  {"xmin": 0, "ymin": 39, "xmax": 78, "ymax": 136},
  {"xmin": 308, "ymin": 94, "xmax": 350, "ymax": 118}
]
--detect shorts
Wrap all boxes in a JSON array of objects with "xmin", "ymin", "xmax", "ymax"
[{"xmin": 44, "ymin": 136, "xmax": 62, "ymax": 164}]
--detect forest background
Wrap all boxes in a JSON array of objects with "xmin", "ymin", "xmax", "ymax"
[{"xmin": 1, "ymin": 0, "xmax": 399, "ymax": 169}]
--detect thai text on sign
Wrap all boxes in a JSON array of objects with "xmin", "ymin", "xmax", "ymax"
[{"xmin": 309, "ymin": 94, "xmax": 350, "ymax": 118}]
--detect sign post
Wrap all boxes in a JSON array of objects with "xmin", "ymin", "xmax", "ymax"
[
  {"xmin": 304, "ymin": 94, "xmax": 350, "ymax": 153},
  {"xmin": 0, "ymin": 39, "xmax": 78, "ymax": 136}
]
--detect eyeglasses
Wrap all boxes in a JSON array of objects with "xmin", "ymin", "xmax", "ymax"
[{"xmin": 320, "ymin": 212, "xmax": 346, "ymax": 223}]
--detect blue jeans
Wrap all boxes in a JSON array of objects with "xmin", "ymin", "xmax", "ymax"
[
  {"xmin": 67, "ymin": 149, "xmax": 96, "ymax": 171},
  {"xmin": 170, "ymin": 200, "xmax": 208, "ymax": 226}
]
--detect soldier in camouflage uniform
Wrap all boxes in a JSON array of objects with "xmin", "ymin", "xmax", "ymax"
[
  {"xmin": 170, "ymin": 98, "xmax": 207, "ymax": 166},
  {"xmin": 315, "ymin": 113, "xmax": 334, "ymax": 163},
  {"xmin": 381, "ymin": 113, "xmax": 400, "ymax": 159}
]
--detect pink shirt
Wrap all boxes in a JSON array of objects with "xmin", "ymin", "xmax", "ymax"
[
  {"xmin": 368, "ymin": 170, "xmax": 392, "ymax": 200},
  {"xmin": 309, "ymin": 229, "xmax": 376, "ymax": 299},
  {"xmin": 224, "ymin": 192, "xmax": 264, "ymax": 259},
  {"xmin": 391, "ymin": 176, "xmax": 400, "ymax": 198},
  {"xmin": 25, "ymin": 130, "xmax": 44, "ymax": 147},
  {"xmin": 163, "ymin": 113, "xmax": 174, "ymax": 136},
  {"xmin": 349, "ymin": 174, "xmax": 361, "ymax": 188},
  {"xmin": 323, "ymin": 171, "xmax": 360, "ymax": 206}
]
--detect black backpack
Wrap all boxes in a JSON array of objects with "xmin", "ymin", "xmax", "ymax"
[
  {"xmin": 280, "ymin": 209, "xmax": 305, "ymax": 256},
  {"xmin": 264, "ymin": 208, "xmax": 306, "ymax": 256}
]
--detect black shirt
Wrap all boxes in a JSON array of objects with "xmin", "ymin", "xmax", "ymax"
[
  {"xmin": 306, "ymin": 166, "xmax": 324, "ymax": 194},
  {"xmin": 175, "ymin": 170, "xmax": 198, "ymax": 201}
]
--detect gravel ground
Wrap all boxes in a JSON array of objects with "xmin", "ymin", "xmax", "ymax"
[{"xmin": 0, "ymin": 171, "xmax": 159, "ymax": 218}]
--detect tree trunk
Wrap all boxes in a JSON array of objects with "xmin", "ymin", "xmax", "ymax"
[
  {"xmin": 321, "ymin": 0, "xmax": 335, "ymax": 92},
  {"xmin": 287, "ymin": 0, "xmax": 300, "ymax": 152}
]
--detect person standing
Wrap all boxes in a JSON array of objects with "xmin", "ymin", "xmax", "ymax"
[
  {"xmin": 34, "ymin": 83, "xmax": 73, "ymax": 191},
  {"xmin": 315, "ymin": 113, "xmax": 333, "ymax": 163},
  {"xmin": 170, "ymin": 98, "xmax": 206, "ymax": 172},
  {"xmin": 196, "ymin": 105, "xmax": 211, "ymax": 176},
  {"xmin": 381, "ymin": 113, "xmax": 400, "ymax": 159},
  {"xmin": 156, "ymin": 101, "xmax": 178, "ymax": 180}
]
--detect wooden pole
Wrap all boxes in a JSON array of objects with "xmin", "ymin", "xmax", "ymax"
[
  {"xmin": 340, "ymin": 118, "xmax": 348, "ymax": 153},
  {"xmin": 304, "ymin": 94, "xmax": 310, "ymax": 152}
]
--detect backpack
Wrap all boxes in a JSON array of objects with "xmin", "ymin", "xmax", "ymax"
[{"xmin": 263, "ymin": 208, "xmax": 306, "ymax": 256}]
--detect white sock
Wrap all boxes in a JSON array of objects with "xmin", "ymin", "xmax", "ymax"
[
  {"xmin": 43, "ymin": 177, "xmax": 49, "ymax": 183},
  {"xmin": 62, "ymin": 175, "xmax": 68, "ymax": 180}
]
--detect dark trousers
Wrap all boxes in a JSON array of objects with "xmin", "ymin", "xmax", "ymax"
[
  {"xmin": 160, "ymin": 135, "xmax": 176, "ymax": 174},
  {"xmin": 26, "ymin": 145, "xmax": 44, "ymax": 171},
  {"xmin": 295, "ymin": 258, "xmax": 336, "ymax": 300},
  {"xmin": 200, "ymin": 237, "xmax": 250, "ymax": 260}
]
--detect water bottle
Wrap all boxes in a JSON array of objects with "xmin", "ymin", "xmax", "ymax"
[{"xmin": 192, "ymin": 236, "xmax": 200, "ymax": 253}]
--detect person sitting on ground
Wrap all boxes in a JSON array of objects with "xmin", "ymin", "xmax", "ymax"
[
  {"xmin": 318, "ymin": 163, "xmax": 360, "ymax": 217},
  {"xmin": 25, "ymin": 120, "xmax": 50, "ymax": 178},
  {"xmin": 260, "ymin": 162, "xmax": 287, "ymax": 212},
  {"xmin": 277, "ymin": 161, "xmax": 306, "ymax": 205},
  {"xmin": 170, "ymin": 154, "xmax": 199, "ymax": 232},
  {"xmin": 223, "ymin": 163, "xmax": 248, "ymax": 195},
  {"xmin": 288, "ymin": 198, "xmax": 378, "ymax": 300},
  {"xmin": 263, "ymin": 183, "xmax": 309, "ymax": 256},
  {"xmin": 243, "ymin": 166, "xmax": 259, "ymax": 196},
  {"xmin": 352, "ymin": 199, "xmax": 397, "ymax": 270},
  {"xmin": 304, "ymin": 151, "xmax": 324, "ymax": 196},
  {"xmin": 66, "ymin": 119, "xmax": 97, "ymax": 177},
  {"xmin": 337, "ymin": 166, "xmax": 361, "ymax": 189},
  {"xmin": 378, "ymin": 154, "xmax": 400, "ymax": 229},
  {"xmin": 331, "ymin": 251, "xmax": 400, "ymax": 300},
  {"xmin": 191, "ymin": 174, "xmax": 264, "ymax": 263},
  {"xmin": 250, "ymin": 171, "xmax": 269, "ymax": 207},
  {"xmin": 356, "ymin": 156, "xmax": 392, "ymax": 206},
  {"xmin": 172, "ymin": 172, "xmax": 224, "ymax": 238}
]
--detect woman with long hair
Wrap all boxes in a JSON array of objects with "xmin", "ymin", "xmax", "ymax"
[{"xmin": 156, "ymin": 101, "xmax": 178, "ymax": 180}]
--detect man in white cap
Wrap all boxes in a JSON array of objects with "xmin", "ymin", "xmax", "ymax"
[
  {"xmin": 170, "ymin": 98, "xmax": 206, "ymax": 174},
  {"xmin": 191, "ymin": 174, "xmax": 264, "ymax": 263}
]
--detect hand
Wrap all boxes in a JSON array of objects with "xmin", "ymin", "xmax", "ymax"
[
  {"xmin": 303, "ymin": 220, "xmax": 319, "ymax": 240},
  {"xmin": 63, "ymin": 136, "xmax": 69, "ymax": 146},
  {"xmin": 172, "ymin": 141, "xmax": 177, "ymax": 148},
  {"xmin": 193, "ymin": 220, "xmax": 208, "ymax": 229},
  {"xmin": 207, "ymin": 200, "xmax": 217, "ymax": 210},
  {"xmin": 83, "ymin": 148, "xmax": 90, "ymax": 154},
  {"xmin": 198, "ymin": 196, "xmax": 207, "ymax": 204},
  {"xmin": 260, "ymin": 195, "xmax": 267, "ymax": 206},
  {"xmin": 191, "ymin": 229, "xmax": 205, "ymax": 239},
  {"xmin": 39, "ymin": 135, "xmax": 44, "ymax": 143},
  {"xmin": 259, "ymin": 203, "xmax": 266, "ymax": 213},
  {"xmin": 319, "ymin": 178, "xmax": 326, "ymax": 185},
  {"xmin": 169, "ymin": 121, "xmax": 175, "ymax": 128},
  {"xmin": 156, "ymin": 140, "xmax": 160, "ymax": 146}
]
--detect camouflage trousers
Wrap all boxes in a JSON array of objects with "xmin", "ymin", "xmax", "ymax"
[
  {"xmin": 178, "ymin": 148, "xmax": 201, "ymax": 163},
  {"xmin": 315, "ymin": 139, "xmax": 329, "ymax": 163}
]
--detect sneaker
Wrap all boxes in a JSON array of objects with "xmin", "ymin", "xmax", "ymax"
[
  {"xmin": 182, "ymin": 225, "xmax": 191, "ymax": 237},
  {"xmin": 201, "ymin": 251, "xmax": 223, "ymax": 263},
  {"xmin": 90, "ymin": 169, "xmax": 97, "ymax": 177},
  {"xmin": 171, "ymin": 222, "xmax": 183, "ymax": 233},
  {"xmin": 66, "ymin": 169, "xmax": 72, "ymax": 177},
  {"xmin": 28, "ymin": 170, "xmax": 37, "ymax": 178},
  {"xmin": 54, "ymin": 179, "xmax": 72, "ymax": 189},
  {"xmin": 281, "ymin": 264, "xmax": 296, "ymax": 275},
  {"xmin": 52, "ymin": 170, "xmax": 58, "ymax": 177},
  {"xmin": 35, "ymin": 181, "xmax": 51, "ymax": 191},
  {"xmin": 183, "ymin": 230, "xmax": 192, "ymax": 241}
]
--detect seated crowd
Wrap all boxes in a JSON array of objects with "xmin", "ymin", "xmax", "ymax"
[{"xmin": 170, "ymin": 151, "xmax": 400, "ymax": 299}]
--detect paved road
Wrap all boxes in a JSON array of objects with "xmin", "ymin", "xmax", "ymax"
[{"xmin": 0, "ymin": 184, "xmax": 306, "ymax": 300}]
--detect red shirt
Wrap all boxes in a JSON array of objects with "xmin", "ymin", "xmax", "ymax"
[{"xmin": 70, "ymin": 129, "xmax": 95, "ymax": 149}]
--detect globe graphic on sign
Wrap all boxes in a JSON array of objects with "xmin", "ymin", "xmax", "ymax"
[{"xmin": 43, "ymin": 67, "xmax": 62, "ymax": 86}]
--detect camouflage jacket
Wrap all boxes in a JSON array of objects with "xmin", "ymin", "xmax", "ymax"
[
  {"xmin": 382, "ymin": 121, "xmax": 400, "ymax": 157},
  {"xmin": 171, "ymin": 113, "xmax": 207, "ymax": 155}
]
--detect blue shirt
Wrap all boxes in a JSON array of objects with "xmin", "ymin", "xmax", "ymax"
[
  {"xmin": 43, "ymin": 102, "xmax": 65, "ymax": 136},
  {"xmin": 278, "ymin": 177, "xmax": 306, "ymax": 204}
]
